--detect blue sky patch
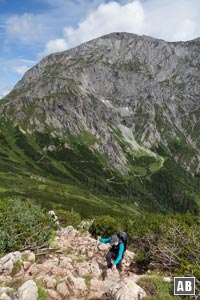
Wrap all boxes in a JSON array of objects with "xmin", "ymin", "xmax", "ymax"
[{"xmin": 0, "ymin": 0, "xmax": 200, "ymax": 98}]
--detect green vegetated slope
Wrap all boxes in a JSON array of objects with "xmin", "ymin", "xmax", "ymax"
[
  {"xmin": 0, "ymin": 116, "xmax": 199, "ymax": 217},
  {"xmin": 0, "ymin": 121, "xmax": 124, "ymax": 217}
]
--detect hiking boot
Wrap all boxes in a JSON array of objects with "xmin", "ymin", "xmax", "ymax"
[
  {"xmin": 107, "ymin": 263, "xmax": 113, "ymax": 269},
  {"xmin": 116, "ymin": 264, "xmax": 122, "ymax": 272}
]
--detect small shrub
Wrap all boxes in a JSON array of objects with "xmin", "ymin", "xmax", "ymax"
[
  {"xmin": 38, "ymin": 286, "xmax": 47, "ymax": 300},
  {"xmin": 11, "ymin": 260, "xmax": 22, "ymax": 276},
  {"xmin": 0, "ymin": 197, "xmax": 55, "ymax": 253},
  {"xmin": 63, "ymin": 248, "xmax": 73, "ymax": 255},
  {"xmin": 56, "ymin": 209, "xmax": 81, "ymax": 228},
  {"xmin": 138, "ymin": 276, "xmax": 174, "ymax": 300},
  {"xmin": 35, "ymin": 279, "xmax": 47, "ymax": 300}
]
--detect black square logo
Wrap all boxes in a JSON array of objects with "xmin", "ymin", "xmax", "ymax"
[{"xmin": 174, "ymin": 277, "xmax": 195, "ymax": 295}]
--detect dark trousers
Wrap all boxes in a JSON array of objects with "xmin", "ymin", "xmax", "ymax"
[{"xmin": 106, "ymin": 250, "xmax": 122, "ymax": 271}]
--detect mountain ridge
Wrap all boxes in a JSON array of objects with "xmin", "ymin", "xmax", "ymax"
[{"xmin": 0, "ymin": 32, "xmax": 200, "ymax": 214}]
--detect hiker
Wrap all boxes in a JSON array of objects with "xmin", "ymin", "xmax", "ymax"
[{"xmin": 99, "ymin": 234, "xmax": 125, "ymax": 271}]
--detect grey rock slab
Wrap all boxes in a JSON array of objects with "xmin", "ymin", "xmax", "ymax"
[{"xmin": 18, "ymin": 280, "xmax": 38, "ymax": 300}]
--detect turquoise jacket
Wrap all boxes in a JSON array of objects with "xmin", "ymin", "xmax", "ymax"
[{"xmin": 99, "ymin": 237, "xmax": 124, "ymax": 265}]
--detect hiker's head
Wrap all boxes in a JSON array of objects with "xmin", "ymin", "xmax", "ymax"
[{"xmin": 110, "ymin": 235, "xmax": 119, "ymax": 246}]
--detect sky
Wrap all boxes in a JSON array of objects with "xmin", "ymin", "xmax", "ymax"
[{"xmin": 0, "ymin": 0, "xmax": 200, "ymax": 98}]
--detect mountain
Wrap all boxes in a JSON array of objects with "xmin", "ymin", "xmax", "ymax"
[{"xmin": 0, "ymin": 32, "xmax": 200, "ymax": 215}]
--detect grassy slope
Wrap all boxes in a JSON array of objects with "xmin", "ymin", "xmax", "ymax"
[
  {"xmin": 0, "ymin": 116, "xmax": 199, "ymax": 217},
  {"xmin": 0, "ymin": 120, "xmax": 136, "ymax": 217}
]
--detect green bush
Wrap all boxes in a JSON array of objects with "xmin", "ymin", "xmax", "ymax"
[
  {"xmin": 138, "ymin": 276, "xmax": 175, "ymax": 300},
  {"xmin": 0, "ymin": 197, "xmax": 55, "ymax": 253},
  {"xmin": 89, "ymin": 215, "xmax": 125, "ymax": 238},
  {"xmin": 89, "ymin": 213, "xmax": 200, "ymax": 280},
  {"xmin": 56, "ymin": 209, "xmax": 81, "ymax": 228}
]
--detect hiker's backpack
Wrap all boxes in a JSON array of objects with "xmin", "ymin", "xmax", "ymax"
[{"xmin": 117, "ymin": 231, "xmax": 128, "ymax": 251}]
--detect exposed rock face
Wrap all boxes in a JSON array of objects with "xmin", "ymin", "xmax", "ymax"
[
  {"xmin": 2, "ymin": 32, "xmax": 200, "ymax": 173},
  {"xmin": 0, "ymin": 227, "xmax": 146, "ymax": 300}
]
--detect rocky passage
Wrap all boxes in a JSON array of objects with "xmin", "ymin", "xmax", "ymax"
[{"xmin": 0, "ymin": 226, "xmax": 146, "ymax": 300}]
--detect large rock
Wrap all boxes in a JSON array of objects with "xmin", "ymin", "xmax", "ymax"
[
  {"xmin": 0, "ymin": 293, "xmax": 11, "ymax": 300},
  {"xmin": 42, "ymin": 276, "xmax": 57, "ymax": 289},
  {"xmin": 90, "ymin": 261, "xmax": 102, "ymax": 278},
  {"xmin": 65, "ymin": 273, "xmax": 87, "ymax": 298},
  {"xmin": 46, "ymin": 289, "xmax": 62, "ymax": 300},
  {"xmin": 59, "ymin": 257, "xmax": 73, "ymax": 269},
  {"xmin": 0, "ymin": 252, "xmax": 22, "ymax": 274},
  {"xmin": 18, "ymin": 280, "xmax": 38, "ymax": 300},
  {"xmin": 0, "ymin": 287, "xmax": 13, "ymax": 295},
  {"xmin": 22, "ymin": 251, "xmax": 35, "ymax": 262},
  {"xmin": 56, "ymin": 281, "xmax": 69, "ymax": 297},
  {"xmin": 109, "ymin": 278, "xmax": 146, "ymax": 300},
  {"xmin": 89, "ymin": 278, "xmax": 109, "ymax": 300},
  {"xmin": 0, "ymin": 276, "xmax": 12, "ymax": 284}
]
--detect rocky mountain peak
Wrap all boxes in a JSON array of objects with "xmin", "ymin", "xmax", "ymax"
[
  {"xmin": 3, "ymin": 32, "xmax": 199, "ymax": 172},
  {"xmin": 0, "ymin": 32, "xmax": 200, "ymax": 214}
]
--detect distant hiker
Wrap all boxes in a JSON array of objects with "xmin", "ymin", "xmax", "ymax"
[
  {"xmin": 48, "ymin": 210, "xmax": 61, "ymax": 230},
  {"xmin": 99, "ymin": 232, "xmax": 127, "ymax": 271}
]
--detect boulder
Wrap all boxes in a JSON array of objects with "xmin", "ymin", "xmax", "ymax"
[
  {"xmin": 65, "ymin": 274, "xmax": 87, "ymax": 298},
  {"xmin": 0, "ymin": 293, "xmax": 11, "ymax": 300},
  {"xmin": 22, "ymin": 251, "xmax": 35, "ymax": 262},
  {"xmin": 90, "ymin": 261, "xmax": 102, "ymax": 278},
  {"xmin": 0, "ymin": 287, "xmax": 13, "ymax": 295},
  {"xmin": 75, "ymin": 262, "xmax": 91, "ymax": 277},
  {"xmin": 18, "ymin": 280, "xmax": 38, "ymax": 300},
  {"xmin": 59, "ymin": 257, "xmax": 73, "ymax": 269},
  {"xmin": 0, "ymin": 252, "xmax": 22, "ymax": 274},
  {"xmin": 46, "ymin": 289, "xmax": 62, "ymax": 300},
  {"xmin": 22, "ymin": 261, "xmax": 31, "ymax": 271},
  {"xmin": 0, "ymin": 276, "xmax": 12, "ymax": 284},
  {"xmin": 56, "ymin": 281, "xmax": 69, "ymax": 297},
  {"xmin": 109, "ymin": 278, "xmax": 146, "ymax": 300},
  {"xmin": 43, "ymin": 276, "xmax": 57, "ymax": 289},
  {"xmin": 63, "ymin": 226, "xmax": 74, "ymax": 233},
  {"xmin": 89, "ymin": 278, "xmax": 109, "ymax": 300},
  {"xmin": 27, "ymin": 264, "xmax": 40, "ymax": 276}
]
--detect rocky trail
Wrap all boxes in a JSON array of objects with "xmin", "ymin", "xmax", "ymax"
[{"xmin": 0, "ymin": 226, "xmax": 147, "ymax": 300}]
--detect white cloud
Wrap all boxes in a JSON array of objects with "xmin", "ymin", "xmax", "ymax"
[
  {"xmin": 40, "ymin": 0, "xmax": 200, "ymax": 56},
  {"xmin": 171, "ymin": 19, "xmax": 196, "ymax": 41},
  {"xmin": 0, "ymin": 58, "xmax": 35, "ymax": 77},
  {"xmin": 42, "ymin": 38, "xmax": 68, "ymax": 56},
  {"xmin": 0, "ymin": 85, "xmax": 11, "ymax": 99},
  {"xmin": 5, "ymin": 13, "xmax": 43, "ymax": 44},
  {"xmin": 41, "ymin": 0, "xmax": 144, "ymax": 56},
  {"xmin": 0, "ymin": 90, "xmax": 10, "ymax": 98},
  {"xmin": 64, "ymin": 1, "xmax": 144, "ymax": 46},
  {"xmin": 12, "ymin": 65, "xmax": 30, "ymax": 75},
  {"xmin": 3, "ymin": 0, "xmax": 103, "ymax": 47},
  {"xmin": 0, "ymin": 58, "xmax": 34, "ymax": 99},
  {"xmin": 143, "ymin": 0, "xmax": 200, "ymax": 41}
]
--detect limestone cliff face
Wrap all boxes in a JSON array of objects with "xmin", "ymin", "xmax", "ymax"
[{"xmin": 2, "ymin": 32, "xmax": 200, "ymax": 173}]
